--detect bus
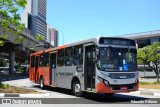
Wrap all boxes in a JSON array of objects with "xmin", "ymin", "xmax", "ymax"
[{"xmin": 29, "ymin": 37, "xmax": 139, "ymax": 96}]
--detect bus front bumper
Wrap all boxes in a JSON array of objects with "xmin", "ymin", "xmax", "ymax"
[{"xmin": 96, "ymin": 82, "xmax": 139, "ymax": 93}]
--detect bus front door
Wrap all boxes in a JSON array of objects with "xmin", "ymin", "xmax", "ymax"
[
  {"xmin": 50, "ymin": 52, "xmax": 57, "ymax": 86},
  {"xmin": 85, "ymin": 45, "xmax": 96, "ymax": 91}
]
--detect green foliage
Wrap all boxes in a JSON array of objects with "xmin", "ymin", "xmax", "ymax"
[
  {"xmin": 29, "ymin": 47, "xmax": 34, "ymax": 51},
  {"xmin": 140, "ymin": 81, "xmax": 160, "ymax": 85},
  {"xmin": 15, "ymin": 36, "xmax": 24, "ymax": 44},
  {"xmin": 0, "ymin": 83, "xmax": 9, "ymax": 89},
  {"xmin": 35, "ymin": 34, "xmax": 45, "ymax": 41},
  {"xmin": 137, "ymin": 42, "xmax": 160, "ymax": 82},
  {"xmin": 0, "ymin": 0, "xmax": 27, "ymax": 46},
  {"xmin": 0, "ymin": 40, "xmax": 4, "ymax": 46},
  {"xmin": 0, "ymin": 35, "xmax": 7, "ymax": 39},
  {"xmin": 14, "ymin": 64, "xmax": 25, "ymax": 73},
  {"xmin": 0, "ymin": 58, "xmax": 8, "ymax": 66}
]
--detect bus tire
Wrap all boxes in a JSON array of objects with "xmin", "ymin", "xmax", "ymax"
[
  {"xmin": 40, "ymin": 77, "xmax": 45, "ymax": 89},
  {"xmin": 72, "ymin": 81, "xmax": 82, "ymax": 97}
]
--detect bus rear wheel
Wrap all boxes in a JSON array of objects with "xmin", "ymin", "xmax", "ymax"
[
  {"xmin": 40, "ymin": 77, "xmax": 45, "ymax": 89},
  {"xmin": 72, "ymin": 81, "xmax": 82, "ymax": 97}
]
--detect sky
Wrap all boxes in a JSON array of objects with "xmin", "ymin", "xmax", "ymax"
[{"xmin": 47, "ymin": 0, "xmax": 160, "ymax": 46}]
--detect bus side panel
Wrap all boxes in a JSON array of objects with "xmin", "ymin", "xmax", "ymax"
[
  {"xmin": 56, "ymin": 66, "xmax": 75, "ymax": 89},
  {"xmin": 55, "ymin": 66, "xmax": 84, "ymax": 89},
  {"xmin": 29, "ymin": 67, "xmax": 35, "ymax": 81},
  {"xmin": 38, "ymin": 67, "xmax": 50, "ymax": 86},
  {"xmin": 43, "ymin": 67, "xmax": 50, "ymax": 86}
]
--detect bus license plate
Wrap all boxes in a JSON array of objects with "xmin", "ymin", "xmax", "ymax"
[{"xmin": 120, "ymin": 86, "xmax": 127, "ymax": 90}]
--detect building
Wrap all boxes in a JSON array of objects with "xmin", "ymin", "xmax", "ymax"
[
  {"xmin": 50, "ymin": 28, "xmax": 59, "ymax": 47},
  {"xmin": 21, "ymin": 0, "xmax": 47, "ymax": 40},
  {"xmin": 118, "ymin": 30, "xmax": 160, "ymax": 48},
  {"xmin": 46, "ymin": 24, "xmax": 51, "ymax": 43}
]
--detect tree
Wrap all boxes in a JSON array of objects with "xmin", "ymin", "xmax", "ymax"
[
  {"xmin": 0, "ymin": 0, "xmax": 26, "ymax": 84},
  {"xmin": 35, "ymin": 34, "xmax": 45, "ymax": 41},
  {"xmin": 0, "ymin": 0, "xmax": 27, "ymax": 46},
  {"xmin": 137, "ymin": 47, "xmax": 148, "ymax": 76},
  {"xmin": 137, "ymin": 42, "xmax": 160, "ymax": 83}
]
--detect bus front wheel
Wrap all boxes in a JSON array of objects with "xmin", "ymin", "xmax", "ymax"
[
  {"xmin": 72, "ymin": 81, "xmax": 82, "ymax": 97},
  {"xmin": 40, "ymin": 77, "xmax": 45, "ymax": 89}
]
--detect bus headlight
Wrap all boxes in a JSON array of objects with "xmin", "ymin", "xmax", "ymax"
[
  {"xmin": 104, "ymin": 80, "xmax": 109, "ymax": 86},
  {"xmin": 98, "ymin": 76, "xmax": 109, "ymax": 86},
  {"xmin": 98, "ymin": 76, "xmax": 103, "ymax": 83}
]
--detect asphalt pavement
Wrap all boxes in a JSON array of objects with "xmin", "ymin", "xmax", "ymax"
[{"xmin": 0, "ymin": 78, "xmax": 160, "ymax": 105}]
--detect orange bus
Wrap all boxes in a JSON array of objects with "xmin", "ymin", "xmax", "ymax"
[{"xmin": 29, "ymin": 37, "xmax": 139, "ymax": 96}]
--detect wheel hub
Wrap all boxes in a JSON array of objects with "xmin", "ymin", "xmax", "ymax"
[
  {"xmin": 40, "ymin": 79, "xmax": 43, "ymax": 88},
  {"xmin": 75, "ymin": 84, "xmax": 80, "ymax": 93}
]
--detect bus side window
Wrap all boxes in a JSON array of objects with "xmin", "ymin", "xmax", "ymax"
[
  {"xmin": 57, "ymin": 49, "xmax": 64, "ymax": 66},
  {"xmin": 73, "ymin": 45, "xmax": 83, "ymax": 65},
  {"xmin": 39, "ymin": 54, "xmax": 44, "ymax": 67},
  {"xmin": 65, "ymin": 47, "xmax": 73, "ymax": 66},
  {"xmin": 43, "ymin": 52, "xmax": 49, "ymax": 67},
  {"xmin": 31, "ymin": 56, "xmax": 35, "ymax": 67}
]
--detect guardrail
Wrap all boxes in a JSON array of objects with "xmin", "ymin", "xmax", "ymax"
[
  {"xmin": 117, "ymin": 30, "xmax": 160, "ymax": 38},
  {"xmin": 0, "ymin": 16, "xmax": 41, "ymax": 44}
]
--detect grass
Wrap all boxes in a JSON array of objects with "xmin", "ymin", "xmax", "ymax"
[
  {"xmin": 140, "ymin": 81, "xmax": 159, "ymax": 85},
  {"xmin": 0, "ymin": 83, "xmax": 43, "ymax": 94},
  {"xmin": 140, "ymin": 76, "xmax": 157, "ymax": 78},
  {"xmin": 139, "ymin": 81, "xmax": 160, "ymax": 89}
]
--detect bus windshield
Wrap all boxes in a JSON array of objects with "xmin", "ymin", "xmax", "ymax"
[{"xmin": 97, "ymin": 47, "xmax": 137, "ymax": 72}]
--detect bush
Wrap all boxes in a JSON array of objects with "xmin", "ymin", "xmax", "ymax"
[
  {"xmin": 0, "ymin": 83, "xmax": 9, "ymax": 89},
  {"xmin": 15, "ymin": 65, "xmax": 26, "ymax": 73}
]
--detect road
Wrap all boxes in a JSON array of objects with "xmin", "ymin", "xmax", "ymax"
[{"xmin": 1, "ymin": 78, "xmax": 160, "ymax": 106}]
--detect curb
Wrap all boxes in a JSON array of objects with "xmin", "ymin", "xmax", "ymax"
[
  {"xmin": 0, "ymin": 94, "xmax": 5, "ymax": 97},
  {"xmin": 153, "ymin": 92, "xmax": 160, "ymax": 97},
  {"xmin": 129, "ymin": 91, "xmax": 141, "ymax": 95},
  {"xmin": 19, "ymin": 93, "xmax": 50, "ymax": 97},
  {"xmin": 0, "ymin": 93, "xmax": 50, "ymax": 98},
  {"xmin": 130, "ymin": 91, "xmax": 160, "ymax": 97}
]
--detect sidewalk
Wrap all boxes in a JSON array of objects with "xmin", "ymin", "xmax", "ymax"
[
  {"xmin": 139, "ymin": 77, "xmax": 157, "ymax": 82},
  {"xmin": 1, "ymin": 78, "xmax": 160, "ymax": 98},
  {"xmin": 0, "ymin": 88, "xmax": 160, "ymax": 98},
  {"xmin": 130, "ymin": 88, "xmax": 160, "ymax": 97}
]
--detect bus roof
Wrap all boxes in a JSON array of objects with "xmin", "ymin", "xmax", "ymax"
[
  {"xmin": 31, "ymin": 36, "xmax": 135, "ymax": 55},
  {"xmin": 54, "ymin": 36, "xmax": 135, "ymax": 50}
]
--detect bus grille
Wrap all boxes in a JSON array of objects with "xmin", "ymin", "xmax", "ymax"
[
  {"xmin": 110, "ymin": 84, "xmax": 135, "ymax": 90},
  {"xmin": 108, "ymin": 73, "xmax": 135, "ymax": 79}
]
